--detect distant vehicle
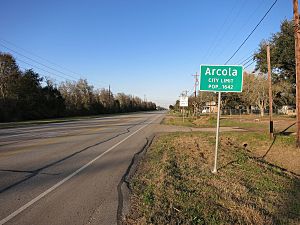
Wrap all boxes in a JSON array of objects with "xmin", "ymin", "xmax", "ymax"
[
  {"xmin": 202, "ymin": 107, "xmax": 210, "ymax": 113},
  {"xmin": 278, "ymin": 105, "xmax": 296, "ymax": 115}
]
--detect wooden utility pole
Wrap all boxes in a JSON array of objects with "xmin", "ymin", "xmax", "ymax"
[
  {"xmin": 293, "ymin": 0, "xmax": 300, "ymax": 146},
  {"xmin": 192, "ymin": 72, "xmax": 199, "ymax": 116},
  {"xmin": 267, "ymin": 44, "xmax": 273, "ymax": 139},
  {"xmin": 192, "ymin": 72, "xmax": 199, "ymax": 98}
]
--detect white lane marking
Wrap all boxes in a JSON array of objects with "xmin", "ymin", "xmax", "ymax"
[{"xmin": 0, "ymin": 114, "xmax": 161, "ymax": 225}]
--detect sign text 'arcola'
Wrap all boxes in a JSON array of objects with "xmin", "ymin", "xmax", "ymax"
[{"xmin": 199, "ymin": 65, "xmax": 243, "ymax": 92}]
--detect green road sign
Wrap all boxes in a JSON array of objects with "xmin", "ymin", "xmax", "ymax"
[{"xmin": 200, "ymin": 65, "xmax": 243, "ymax": 92}]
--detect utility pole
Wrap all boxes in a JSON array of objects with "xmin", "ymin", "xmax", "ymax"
[
  {"xmin": 192, "ymin": 72, "xmax": 199, "ymax": 116},
  {"xmin": 293, "ymin": 0, "xmax": 300, "ymax": 147},
  {"xmin": 192, "ymin": 72, "xmax": 199, "ymax": 98},
  {"xmin": 267, "ymin": 44, "xmax": 273, "ymax": 139},
  {"xmin": 183, "ymin": 90, "xmax": 188, "ymax": 97}
]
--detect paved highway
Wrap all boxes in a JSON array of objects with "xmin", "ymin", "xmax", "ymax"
[{"xmin": 0, "ymin": 111, "xmax": 165, "ymax": 225}]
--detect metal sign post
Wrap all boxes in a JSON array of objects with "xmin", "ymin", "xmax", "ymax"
[
  {"xmin": 212, "ymin": 91, "xmax": 221, "ymax": 173},
  {"xmin": 199, "ymin": 65, "xmax": 243, "ymax": 173}
]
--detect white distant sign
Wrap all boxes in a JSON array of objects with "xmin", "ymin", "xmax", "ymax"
[{"xmin": 180, "ymin": 96, "xmax": 188, "ymax": 107}]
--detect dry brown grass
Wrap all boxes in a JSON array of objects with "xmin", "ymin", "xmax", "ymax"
[
  {"xmin": 124, "ymin": 132, "xmax": 300, "ymax": 224},
  {"xmin": 164, "ymin": 112, "xmax": 300, "ymax": 174}
]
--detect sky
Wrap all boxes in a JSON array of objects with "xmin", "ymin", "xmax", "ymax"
[{"xmin": 0, "ymin": 0, "xmax": 293, "ymax": 107}]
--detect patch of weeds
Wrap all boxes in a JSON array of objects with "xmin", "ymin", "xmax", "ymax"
[
  {"xmin": 276, "ymin": 135, "xmax": 295, "ymax": 146},
  {"xmin": 234, "ymin": 150, "xmax": 249, "ymax": 165},
  {"xmin": 255, "ymin": 176, "xmax": 284, "ymax": 192},
  {"xmin": 162, "ymin": 115, "xmax": 196, "ymax": 127},
  {"xmin": 142, "ymin": 185, "xmax": 155, "ymax": 206}
]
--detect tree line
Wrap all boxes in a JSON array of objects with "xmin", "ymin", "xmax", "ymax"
[
  {"xmin": 0, "ymin": 53, "xmax": 156, "ymax": 122},
  {"xmin": 171, "ymin": 19, "xmax": 295, "ymax": 116}
]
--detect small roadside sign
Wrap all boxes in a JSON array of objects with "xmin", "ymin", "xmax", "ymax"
[
  {"xmin": 179, "ymin": 96, "xmax": 188, "ymax": 107},
  {"xmin": 200, "ymin": 65, "xmax": 243, "ymax": 92}
]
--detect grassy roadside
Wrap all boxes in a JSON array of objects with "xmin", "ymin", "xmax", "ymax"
[
  {"xmin": 162, "ymin": 113, "xmax": 296, "ymax": 133},
  {"xmin": 124, "ymin": 132, "xmax": 300, "ymax": 224},
  {"xmin": 162, "ymin": 114, "xmax": 264, "ymax": 130},
  {"xmin": 162, "ymin": 112, "xmax": 299, "ymax": 174}
]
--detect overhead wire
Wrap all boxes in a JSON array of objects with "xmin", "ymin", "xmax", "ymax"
[
  {"xmin": 244, "ymin": 60, "xmax": 256, "ymax": 70},
  {"xmin": 0, "ymin": 43, "xmax": 80, "ymax": 81},
  {"xmin": 0, "ymin": 41, "xmax": 109, "ymax": 88},
  {"xmin": 236, "ymin": 52, "xmax": 255, "ymax": 65},
  {"xmin": 211, "ymin": 0, "xmax": 254, "ymax": 60},
  {"xmin": 217, "ymin": 0, "xmax": 269, "ymax": 60},
  {"xmin": 15, "ymin": 57, "xmax": 73, "ymax": 81},
  {"xmin": 201, "ymin": 0, "xmax": 243, "ymax": 63},
  {"xmin": 224, "ymin": 0, "xmax": 278, "ymax": 65},
  {"xmin": 242, "ymin": 57, "xmax": 254, "ymax": 67},
  {"xmin": 0, "ymin": 37, "xmax": 84, "ymax": 78}
]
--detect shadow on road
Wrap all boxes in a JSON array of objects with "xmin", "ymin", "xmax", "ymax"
[{"xmin": 0, "ymin": 119, "xmax": 150, "ymax": 194}]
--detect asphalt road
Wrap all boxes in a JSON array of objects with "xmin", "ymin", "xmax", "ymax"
[{"xmin": 0, "ymin": 111, "xmax": 165, "ymax": 225}]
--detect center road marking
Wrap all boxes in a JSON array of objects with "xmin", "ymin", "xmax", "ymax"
[{"xmin": 0, "ymin": 114, "xmax": 161, "ymax": 225}]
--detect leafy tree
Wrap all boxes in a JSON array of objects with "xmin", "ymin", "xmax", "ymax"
[
  {"xmin": 0, "ymin": 53, "xmax": 157, "ymax": 122},
  {"xmin": 96, "ymin": 88, "xmax": 114, "ymax": 112},
  {"xmin": 272, "ymin": 81, "xmax": 294, "ymax": 107},
  {"xmin": 240, "ymin": 72, "xmax": 257, "ymax": 113},
  {"xmin": 59, "ymin": 79, "xmax": 95, "ymax": 115},
  {"xmin": 0, "ymin": 53, "xmax": 21, "ymax": 99},
  {"xmin": 0, "ymin": 53, "xmax": 21, "ymax": 121},
  {"xmin": 252, "ymin": 74, "xmax": 268, "ymax": 117},
  {"xmin": 41, "ymin": 79, "xmax": 65, "ymax": 118},
  {"xmin": 272, "ymin": 20, "xmax": 295, "ymax": 83},
  {"xmin": 17, "ymin": 69, "xmax": 43, "ymax": 119},
  {"xmin": 115, "ymin": 93, "xmax": 131, "ymax": 112},
  {"xmin": 254, "ymin": 20, "xmax": 295, "ymax": 87}
]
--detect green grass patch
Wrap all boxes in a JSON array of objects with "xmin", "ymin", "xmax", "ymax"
[
  {"xmin": 161, "ymin": 116, "xmax": 197, "ymax": 127},
  {"xmin": 162, "ymin": 113, "xmax": 271, "ymax": 131},
  {"xmin": 220, "ymin": 118, "xmax": 267, "ymax": 130}
]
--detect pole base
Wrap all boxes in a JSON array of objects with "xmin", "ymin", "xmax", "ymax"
[{"xmin": 212, "ymin": 169, "xmax": 217, "ymax": 174}]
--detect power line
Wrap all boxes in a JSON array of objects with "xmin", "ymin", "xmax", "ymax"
[
  {"xmin": 224, "ymin": 0, "xmax": 278, "ymax": 65},
  {"xmin": 0, "ymin": 42, "xmax": 79, "ymax": 81},
  {"xmin": 0, "ymin": 38, "xmax": 84, "ymax": 78},
  {"xmin": 217, "ymin": 0, "xmax": 270, "ymax": 60},
  {"xmin": 202, "ymin": 0, "xmax": 245, "ymax": 63},
  {"xmin": 210, "ymin": 1, "xmax": 261, "ymax": 60},
  {"xmin": 244, "ymin": 60, "xmax": 256, "ymax": 70},
  {"xmin": 16, "ymin": 57, "xmax": 74, "ymax": 81},
  {"xmin": 242, "ymin": 57, "xmax": 254, "ymax": 67},
  {"xmin": 0, "ymin": 41, "xmax": 109, "ymax": 87},
  {"xmin": 236, "ymin": 52, "xmax": 255, "ymax": 65}
]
